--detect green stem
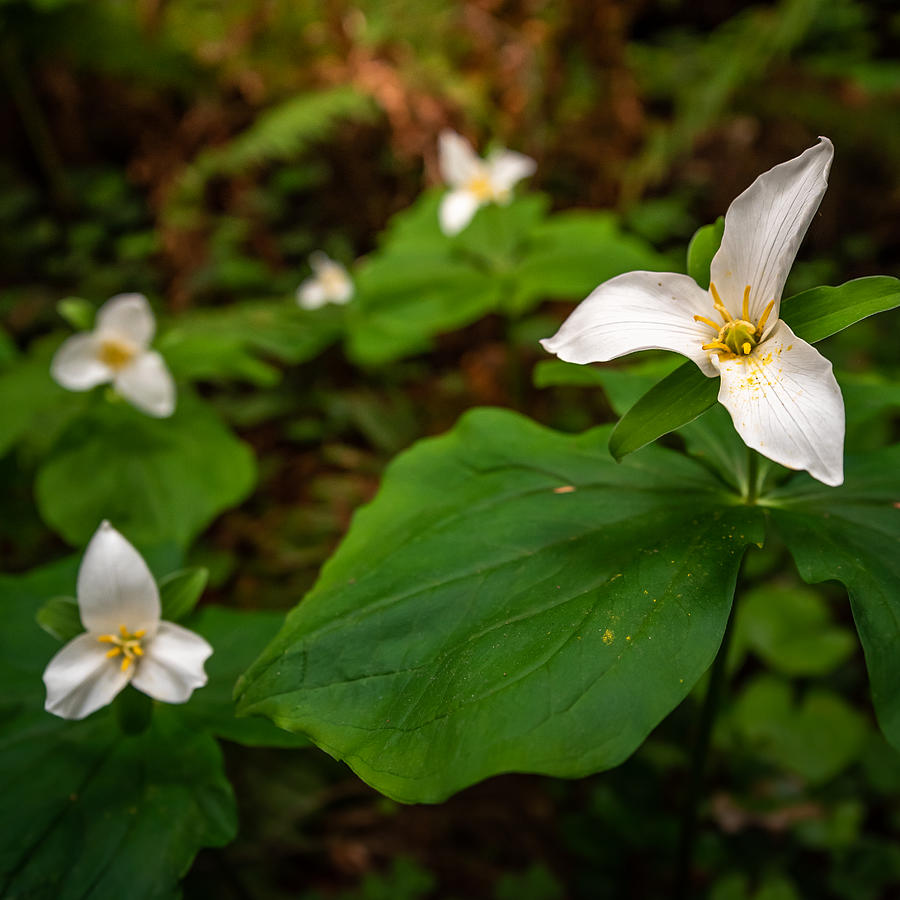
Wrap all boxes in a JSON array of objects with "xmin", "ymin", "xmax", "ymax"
[
  {"xmin": 673, "ymin": 597, "xmax": 738, "ymax": 899},
  {"xmin": 745, "ymin": 447, "xmax": 760, "ymax": 504}
]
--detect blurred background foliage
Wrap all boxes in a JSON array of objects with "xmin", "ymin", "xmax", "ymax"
[{"xmin": 1, "ymin": 0, "xmax": 899, "ymax": 897}]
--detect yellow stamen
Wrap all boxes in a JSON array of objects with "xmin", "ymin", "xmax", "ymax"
[
  {"xmin": 121, "ymin": 657, "xmax": 132, "ymax": 672},
  {"xmin": 98, "ymin": 339, "xmax": 136, "ymax": 371},
  {"xmin": 133, "ymin": 629, "xmax": 146, "ymax": 638},
  {"xmin": 119, "ymin": 625, "xmax": 129, "ymax": 638},
  {"xmin": 742, "ymin": 342, "xmax": 752, "ymax": 355},
  {"xmin": 702, "ymin": 341, "xmax": 732, "ymax": 353},
  {"xmin": 106, "ymin": 647, "xmax": 121, "ymax": 658},
  {"xmin": 132, "ymin": 645, "xmax": 144, "ymax": 656},
  {"xmin": 742, "ymin": 284, "xmax": 751, "ymax": 321},
  {"xmin": 693, "ymin": 314, "xmax": 721, "ymax": 331},
  {"xmin": 98, "ymin": 634, "xmax": 116, "ymax": 643},
  {"xmin": 757, "ymin": 299, "xmax": 776, "ymax": 334},
  {"xmin": 709, "ymin": 282, "xmax": 732, "ymax": 322}
]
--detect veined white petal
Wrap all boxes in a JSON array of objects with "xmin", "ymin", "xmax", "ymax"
[
  {"xmin": 713, "ymin": 320, "xmax": 844, "ymax": 486},
  {"xmin": 43, "ymin": 633, "xmax": 131, "ymax": 720},
  {"xmin": 113, "ymin": 350, "xmax": 176, "ymax": 418},
  {"xmin": 96, "ymin": 293, "xmax": 156, "ymax": 348},
  {"xmin": 77, "ymin": 521, "xmax": 161, "ymax": 635},
  {"xmin": 487, "ymin": 148, "xmax": 536, "ymax": 193},
  {"xmin": 296, "ymin": 278, "xmax": 328, "ymax": 310},
  {"xmin": 131, "ymin": 621, "xmax": 212, "ymax": 703},
  {"xmin": 710, "ymin": 137, "xmax": 833, "ymax": 329},
  {"xmin": 438, "ymin": 130, "xmax": 481, "ymax": 187},
  {"xmin": 540, "ymin": 271, "xmax": 720, "ymax": 376},
  {"xmin": 50, "ymin": 333, "xmax": 113, "ymax": 390},
  {"xmin": 439, "ymin": 189, "xmax": 482, "ymax": 236}
]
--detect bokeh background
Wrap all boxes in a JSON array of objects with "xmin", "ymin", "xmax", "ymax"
[{"xmin": 2, "ymin": 1, "xmax": 900, "ymax": 898}]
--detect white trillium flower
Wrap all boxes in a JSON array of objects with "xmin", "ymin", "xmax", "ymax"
[
  {"xmin": 43, "ymin": 521, "xmax": 213, "ymax": 721},
  {"xmin": 50, "ymin": 293, "xmax": 176, "ymax": 418},
  {"xmin": 541, "ymin": 137, "xmax": 845, "ymax": 487},
  {"xmin": 296, "ymin": 252, "xmax": 354, "ymax": 310},
  {"xmin": 437, "ymin": 129, "xmax": 537, "ymax": 236}
]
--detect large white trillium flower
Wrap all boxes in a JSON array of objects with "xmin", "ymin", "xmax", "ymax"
[
  {"xmin": 296, "ymin": 251, "xmax": 354, "ymax": 310},
  {"xmin": 50, "ymin": 293, "xmax": 176, "ymax": 418},
  {"xmin": 438, "ymin": 129, "xmax": 537, "ymax": 236},
  {"xmin": 43, "ymin": 521, "xmax": 212, "ymax": 721},
  {"xmin": 541, "ymin": 137, "xmax": 844, "ymax": 487}
]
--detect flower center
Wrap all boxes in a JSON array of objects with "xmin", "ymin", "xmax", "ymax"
[
  {"xmin": 319, "ymin": 266, "xmax": 347, "ymax": 296},
  {"xmin": 694, "ymin": 283, "xmax": 775, "ymax": 359},
  {"xmin": 466, "ymin": 172, "xmax": 495, "ymax": 202},
  {"xmin": 98, "ymin": 625, "xmax": 146, "ymax": 672},
  {"xmin": 98, "ymin": 338, "xmax": 137, "ymax": 371}
]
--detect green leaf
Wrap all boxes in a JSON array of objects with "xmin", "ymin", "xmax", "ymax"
[
  {"xmin": 509, "ymin": 211, "xmax": 669, "ymax": 315},
  {"xmin": 609, "ymin": 361, "xmax": 718, "ymax": 460},
  {"xmin": 184, "ymin": 606, "xmax": 308, "ymax": 748},
  {"xmin": 35, "ymin": 390, "xmax": 256, "ymax": 547},
  {"xmin": 780, "ymin": 276, "xmax": 900, "ymax": 344},
  {"xmin": 36, "ymin": 595, "xmax": 81, "ymax": 642},
  {"xmin": 686, "ymin": 217, "xmax": 724, "ymax": 289},
  {"xmin": 765, "ymin": 445, "xmax": 900, "ymax": 754},
  {"xmin": 736, "ymin": 584, "xmax": 857, "ymax": 677},
  {"xmin": 731, "ymin": 675, "xmax": 867, "ymax": 784},
  {"xmin": 56, "ymin": 297, "xmax": 95, "ymax": 331},
  {"xmin": 609, "ymin": 276, "xmax": 900, "ymax": 461},
  {"xmin": 236, "ymin": 408, "xmax": 763, "ymax": 802},
  {"xmin": 159, "ymin": 567, "xmax": 208, "ymax": 621}
]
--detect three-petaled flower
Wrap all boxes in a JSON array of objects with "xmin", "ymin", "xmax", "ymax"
[
  {"xmin": 437, "ymin": 129, "xmax": 536, "ymax": 236},
  {"xmin": 541, "ymin": 137, "xmax": 844, "ymax": 486},
  {"xmin": 51, "ymin": 293, "xmax": 176, "ymax": 418},
  {"xmin": 43, "ymin": 521, "xmax": 213, "ymax": 721},
  {"xmin": 296, "ymin": 252, "xmax": 354, "ymax": 310}
]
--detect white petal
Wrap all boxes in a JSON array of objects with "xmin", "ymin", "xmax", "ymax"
[
  {"xmin": 540, "ymin": 271, "xmax": 719, "ymax": 376},
  {"xmin": 113, "ymin": 350, "xmax": 176, "ymax": 417},
  {"xmin": 487, "ymin": 148, "xmax": 537, "ymax": 193},
  {"xmin": 438, "ymin": 130, "xmax": 481, "ymax": 187},
  {"xmin": 710, "ymin": 137, "xmax": 833, "ymax": 329},
  {"xmin": 713, "ymin": 320, "xmax": 844, "ymax": 486},
  {"xmin": 439, "ymin": 189, "xmax": 482, "ymax": 236},
  {"xmin": 131, "ymin": 621, "xmax": 212, "ymax": 704},
  {"xmin": 43, "ymin": 633, "xmax": 131, "ymax": 720},
  {"xmin": 77, "ymin": 521, "xmax": 161, "ymax": 635},
  {"xmin": 50, "ymin": 334, "xmax": 113, "ymax": 390},
  {"xmin": 296, "ymin": 278, "xmax": 327, "ymax": 310},
  {"xmin": 95, "ymin": 293, "xmax": 156, "ymax": 347}
]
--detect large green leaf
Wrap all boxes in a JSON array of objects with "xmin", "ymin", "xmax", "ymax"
[
  {"xmin": 35, "ymin": 391, "xmax": 256, "ymax": 547},
  {"xmin": 0, "ymin": 560, "xmax": 237, "ymax": 898},
  {"xmin": 686, "ymin": 216, "xmax": 724, "ymax": 288},
  {"xmin": 764, "ymin": 445, "xmax": 900, "ymax": 750},
  {"xmin": 609, "ymin": 277, "xmax": 900, "ymax": 459},
  {"xmin": 236, "ymin": 408, "xmax": 763, "ymax": 802}
]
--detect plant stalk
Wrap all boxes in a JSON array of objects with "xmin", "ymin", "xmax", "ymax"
[
  {"xmin": 673, "ymin": 597, "xmax": 738, "ymax": 899},
  {"xmin": 745, "ymin": 446, "xmax": 760, "ymax": 504}
]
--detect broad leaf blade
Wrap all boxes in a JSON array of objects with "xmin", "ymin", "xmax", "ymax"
[
  {"xmin": 765, "ymin": 446, "xmax": 900, "ymax": 749},
  {"xmin": 159, "ymin": 567, "xmax": 208, "ymax": 621},
  {"xmin": 781, "ymin": 276, "xmax": 900, "ymax": 344},
  {"xmin": 609, "ymin": 362, "xmax": 718, "ymax": 460},
  {"xmin": 36, "ymin": 596, "xmax": 81, "ymax": 642},
  {"xmin": 236, "ymin": 408, "xmax": 763, "ymax": 802},
  {"xmin": 686, "ymin": 217, "xmax": 724, "ymax": 288}
]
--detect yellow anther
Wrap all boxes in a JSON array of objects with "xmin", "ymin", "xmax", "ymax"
[
  {"xmin": 119, "ymin": 625, "xmax": 129, "ymax": 638},
  {"xmin": 702, "ymin": 341, "xmax": 732, "ymax": 353},
  {"xmin": 106, "ymin": 647, "xmax": 121, "ymax": 658},
  {"xmin": 757, "ymin": 299, "xmax": 776, "ymax": 333},
  {"xmin": 132, "ymin": 645, "xmax": 144, "ymax": 657},
  {"xmin": 133, "ymin": 629, "xmax": 146, "ymax": 639},
  {"xmin": 709, "ymin": 282, "xmax": 732, "ymax": 322},
  {"xmin": 742, "ymin": 284, "xmax": 751, "ymax": 320},
  {"xmin": 98, "ymin": 634, "xmax": 116, "ymax": 643},
  {"xmin": 742, "ymin": 342, "xmax": 752, "ymax": 355},
  {"xmin": 693, "ymin": 314, "xmax": 721, "ymax": 331},
  {"xmin": 98, "ymin": 339, "xmax": 136, "ymax": 371},
  {"xmin": 121, "ymin": 657, "xmax": 132, "ymax": 672}
]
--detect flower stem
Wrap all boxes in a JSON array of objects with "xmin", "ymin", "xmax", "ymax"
[
  {"xmin": 673, "ymin": 597, "xmax": 738, "ymax": 899},
  {"xmin": 115, "ymin": 687, "xmax": 153, "ymax": 735},
  {"xmin": 744, "ymin": 446, "xmax": 760, "ymax": 504}
]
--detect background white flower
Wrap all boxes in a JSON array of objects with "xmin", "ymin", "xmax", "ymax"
[
  {"xmin": 43, "ymin": 521, "xmax": 213, "ymax": 721},
  {"xmin": 50, "ymin": 293, "xmax": 176, "ymax": 417},
  {"xmin": 296, "ymin": 251, "xmax": 354, "ymax": 310},
  {"xmin": 541, "ymin": 138, "xmax": 844, "ymax": 487},
  {"xmin": 437, "ymin": 129, "xmax": 536, "ymax": 236}
]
